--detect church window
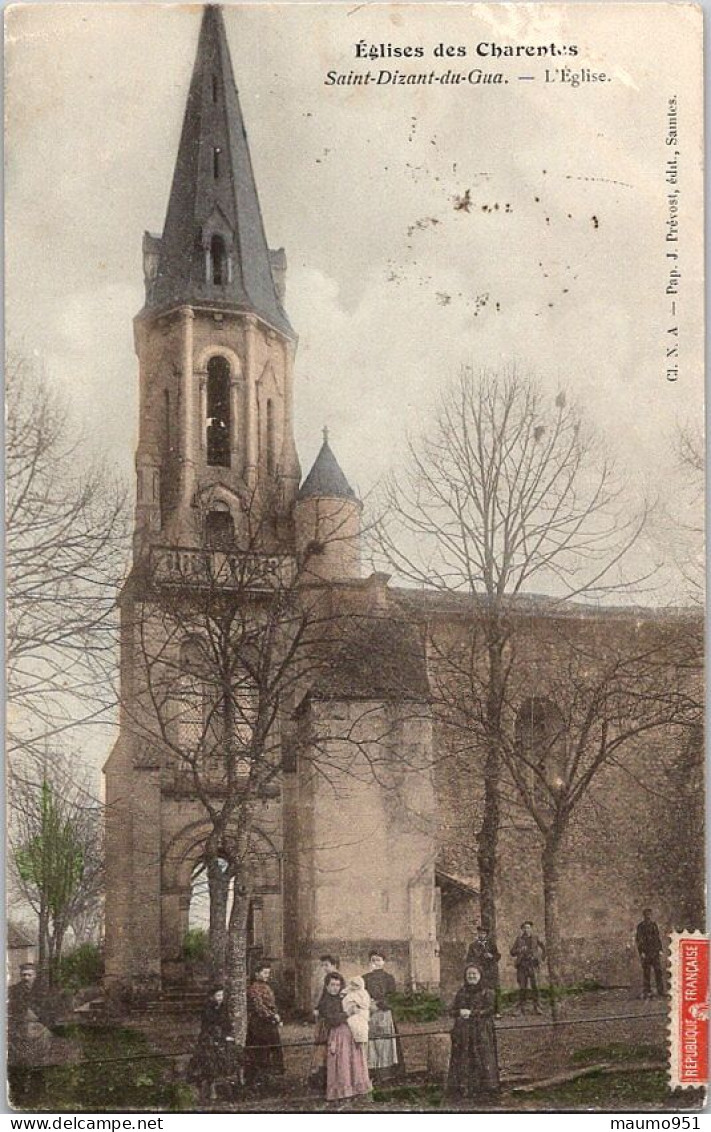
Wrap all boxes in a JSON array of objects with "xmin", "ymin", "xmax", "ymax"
[
  {"xmin": 205, "ymin": 508, "xmax": 234, "ymax": 549},
  {"xmin": 266, "ymin": 399, "xmax": 276, "ymax": 475},
  {"xmin": 211, "ymin": 75, "xmax": 218, "ymax": 103},
  {"xmin": 515, "ymin": 698, "xmax": 566, "ymax": 811},
  {"xmin": 210, "ymin": 235, "xmax": 227, "ymax": 285},
  {"xmin": 213, "ymin": 146, "xmax": 222, "ymax": 180},
  {"xmin": 206, "ymin": 356, "xmax": 231, "ymax": 466}
]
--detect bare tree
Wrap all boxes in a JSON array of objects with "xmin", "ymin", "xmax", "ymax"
[
  {"xmin": 10, "ymin": 750, "xmax": 104, "ymax": 986},
  {"xmin": 377, "ymin": 367, "xmax": 650, "ymax": 960},
  {"xmin": 6, "ymin": 352, "xmax": 130, "ymax": 765},
  {"xmin": 120, "ymin": 489, "xmax": 416, "ymax": 1077},
  {"xmin": 497, "ymin": 620, "xmax": 697, "ymax": 1012}
]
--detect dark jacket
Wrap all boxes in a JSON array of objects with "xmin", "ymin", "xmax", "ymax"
[
  {"xmin": 510, "ymin": 932, "xmax": 546, "ymax": 968},
  {"xmin": 362, "ymin": 969, "xmax": 396, "ymax": 1013},
  {"xmin": 636, "ymin": 919, "xmax": 663, "ymax": 956},
  {"xmin": 188, "ymin": 1000, "xmax": 236, "ymax": 1084},
  {"xmin": 465, "ymin": 938, "xmax": 501, "ymax": 987}
]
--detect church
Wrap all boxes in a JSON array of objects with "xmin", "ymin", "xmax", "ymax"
[{"xmin": 103, "ymin": 6, "xmax": 702, "ymax": 1010}]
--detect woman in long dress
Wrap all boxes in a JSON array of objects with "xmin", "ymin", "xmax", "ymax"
[
  {"xmin": 362, "ymin": 950, "xmax": 403, "ymax": 1082},
  {"xmin": 446, "ymin": 964, "xmax": 500, "ymax": 1100},
  {"xmin": 308, "ymin": 955, "xmax": 340, "ymax": 1093},
  {"xmin": 318, "ymin": 972, "xmax": 372, "ymax": 1101},
  {"xmin": 188, "ymin": 987, "xmax": 236, "ymax": 1103},
  {"xmin": 244, "ymin": 964, "xmax": 285, "ymax": 1091}
]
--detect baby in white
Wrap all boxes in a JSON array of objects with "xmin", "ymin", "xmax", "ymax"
[{"xmin": 342, "ymin": 976, "xmax": 371, "ymax": 1045}]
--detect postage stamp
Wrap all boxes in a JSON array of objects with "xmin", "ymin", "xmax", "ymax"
[{"xmin": 669, "ymin": 933, "xmax": 709, "ymax": 1090}]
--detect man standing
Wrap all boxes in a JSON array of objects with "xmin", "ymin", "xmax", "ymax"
[
  {"xmin": 635, "ymin": 908, "xmax": 665, "ymax": 998},
  {"xmin": 8, "ymin": 964, "xmax": 44, "ymax": 1057},
  {"xmin": 510, "ymin": 921, "xmax": 546, "ymax": 1014},
  {"xmin": 8, "ymin": 963, "xmax": 48, "ymax": 1105},
  {"xmin": 465, "ymin": 925, "xmax": 501, "ymax": 990}
]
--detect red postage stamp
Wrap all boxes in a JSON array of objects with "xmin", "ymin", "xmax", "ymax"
[{"xmin": 669, "ymin": 932, "xmax": 709, "ymax": 1089}]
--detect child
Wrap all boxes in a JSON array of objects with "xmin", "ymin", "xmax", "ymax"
[{"xmin": 341, "ymin": 976, "xmax": 371, "ymax": 1045}]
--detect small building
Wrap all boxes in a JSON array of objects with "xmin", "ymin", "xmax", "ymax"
[{"xmin": 7, "ymin": 923, "xmax": 37, "ymax": 984}]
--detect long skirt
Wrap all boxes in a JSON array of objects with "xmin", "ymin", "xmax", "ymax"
[
  {"xmin": 326, "ymin": 1023, "xmax": 372, "ymax": 1100},
  {"xmin": 367, "ymin": 1008, "xmax": 399, "ymax": 1071},
  {"xmin": 446, "ymin": 1016, "xmax": 500, "ymax": 1098},
  {"xmin": 188, "ymin": 1037, "xmax": 236, "ymax": 1086},
  {"xmin": 244, "ymin": 1017, "xmax": 285, "ymax": 1087}
]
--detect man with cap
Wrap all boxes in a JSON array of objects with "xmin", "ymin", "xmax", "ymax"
[{"xmin": 510, "ymin": 921, "xmax": 546, "ymax": 1014}]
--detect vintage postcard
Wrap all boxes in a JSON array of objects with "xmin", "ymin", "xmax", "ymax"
[{"xmin": 5, "ymin": 1, "xmax": 705, "ymax": 1116}]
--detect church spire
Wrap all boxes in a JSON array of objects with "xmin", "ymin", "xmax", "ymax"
[{"xmin": 146, "ymin": 5, "xmax": 292, "ymax": 335}]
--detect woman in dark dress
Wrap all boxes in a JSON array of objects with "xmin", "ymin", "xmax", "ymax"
[
  {"xmin": 188, "ymin": 987, "xmax": 236, "ymax": 1103},
  {"xmin": 244, "ymin": 963, "xmax": 285, "ymax": 1091},
  {"xmin": 362, "ymin": 950, "xmax": 403, "ymax": 1081},
  {"xmin": 446, "ymin": 964, "xmax": 500, "ymax": 1100}
]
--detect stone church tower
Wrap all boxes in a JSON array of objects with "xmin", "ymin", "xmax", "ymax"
[
  {"xmin": 104, "ymin": 5, "xmax": 440, "ymax": 1001},
  {"xmin": 133, "ymin": 4, "xmax": 300, "ymax": 557}
]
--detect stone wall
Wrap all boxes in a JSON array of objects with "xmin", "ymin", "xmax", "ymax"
[
  {"xmin": 428, "ymin": 604, "xmax": 703, "ymax": 995},
  {"xmin": 289, "ymin": 695, "xmax": 440, "ymax": 1009}
]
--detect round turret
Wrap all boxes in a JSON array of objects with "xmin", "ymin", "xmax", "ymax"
[{"xmin": 294, "ymin": 431, "xmax": 362, "ymax": 582}]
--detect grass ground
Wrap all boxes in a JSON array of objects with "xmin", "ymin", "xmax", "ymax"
[{"xmin": 10, "ymin": 1025, "xmax": 189, "ymax": 1113}]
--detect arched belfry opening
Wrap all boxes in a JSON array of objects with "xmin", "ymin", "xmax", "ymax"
[
  {"xmin": 205, "ymin": 505, "xmax": 234, "ymax": 549},
  {"xmin": 210, "ymin": 233, "xmax": 227, "ymax": 284},
  {"xmin": 206, "ymin": 356, "xmax": 231, "ymax": 467}
]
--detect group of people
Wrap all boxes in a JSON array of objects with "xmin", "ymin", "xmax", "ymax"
[
  {"xmin": 4, "ymin": 907, "xmax": 660, "ymax": 1105},
  {"xmin": 309, "ymin": 950, "xmax": 402, "ymax": 1101},
  {"xmin": 464, "ymin": 921, "xmax": 546, "ymax": 1015},
  {"xmin": 189, "ymin": 950, "xmax": 402, "ymax": 1102},
  {"xmin": 188, "ymin": 945, "xmax": 503, "ymax": 1104},
  {"xmin": 184, "ymin": 909, "xmax": 668, "ymax": 1103}
]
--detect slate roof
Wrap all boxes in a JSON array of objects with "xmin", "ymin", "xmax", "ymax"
[
  {"xmin": 309, "ymin": 615, "xmax": 430, "ymax": 701},
  {"xmin": 298, "ymin": 437, "xmax": 357, "ymax": 501},
  {"xmin": 148, "ymin": 6, "xmax": 292, "ymax": 335}
]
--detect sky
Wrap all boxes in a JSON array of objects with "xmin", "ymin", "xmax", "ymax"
[{"xmin": 5, "ymin": 2, "xmax": 704, "ymax": 773}]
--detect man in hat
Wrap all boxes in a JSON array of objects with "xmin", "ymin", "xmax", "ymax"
[
  {"xmin": 466, "ymin": 925, "xmax": 501, "ymax": 1014},
  {"xmin": 465, "ymin": 926, "xmax": 501, "ymax": 990}
]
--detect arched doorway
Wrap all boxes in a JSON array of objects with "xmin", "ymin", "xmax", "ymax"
[{"xmin": 161, "ymin": 823, "xmax": 283, "ymax": 987}]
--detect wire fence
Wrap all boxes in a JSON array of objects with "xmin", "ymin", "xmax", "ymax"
[{"xmin": 11, "ymin": 1006, "xmax": 668, "ymax": 1072}]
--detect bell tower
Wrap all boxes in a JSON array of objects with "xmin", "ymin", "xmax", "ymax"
[{"xmin": 133, "ymin": 5, "xmax": 300, "ymax": 554}]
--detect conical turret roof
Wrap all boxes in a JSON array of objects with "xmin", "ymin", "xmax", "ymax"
[
  {"xmin": 148, "ymin": 6, "xmax": 292, "ymax": 335},
  {"xmin": 298, "ymin": 433, "xmax": 357, "ymax": 501}
]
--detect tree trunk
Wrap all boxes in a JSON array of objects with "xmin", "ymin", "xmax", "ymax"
[
  {"xmin": 477, "ymin": 629, "xmax": 504, "ymax": 952},
  {"xmin": 208, "ymin": 857, "xmax": 229, "ymax": 985},
  {"xmin": 542, "ymin": 837, "xmax": 562, "ymax": 1021},
  {"xmin": 224, "ymin": 879, "xmax": 251, "ymax": 1086},
  {"xmin": 49, "ymin": 923, "xmax": 67, "ymax": 987},
  {"xmin": 38, "ymin": 900, "xmax": 50, "ymax": 988}
]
